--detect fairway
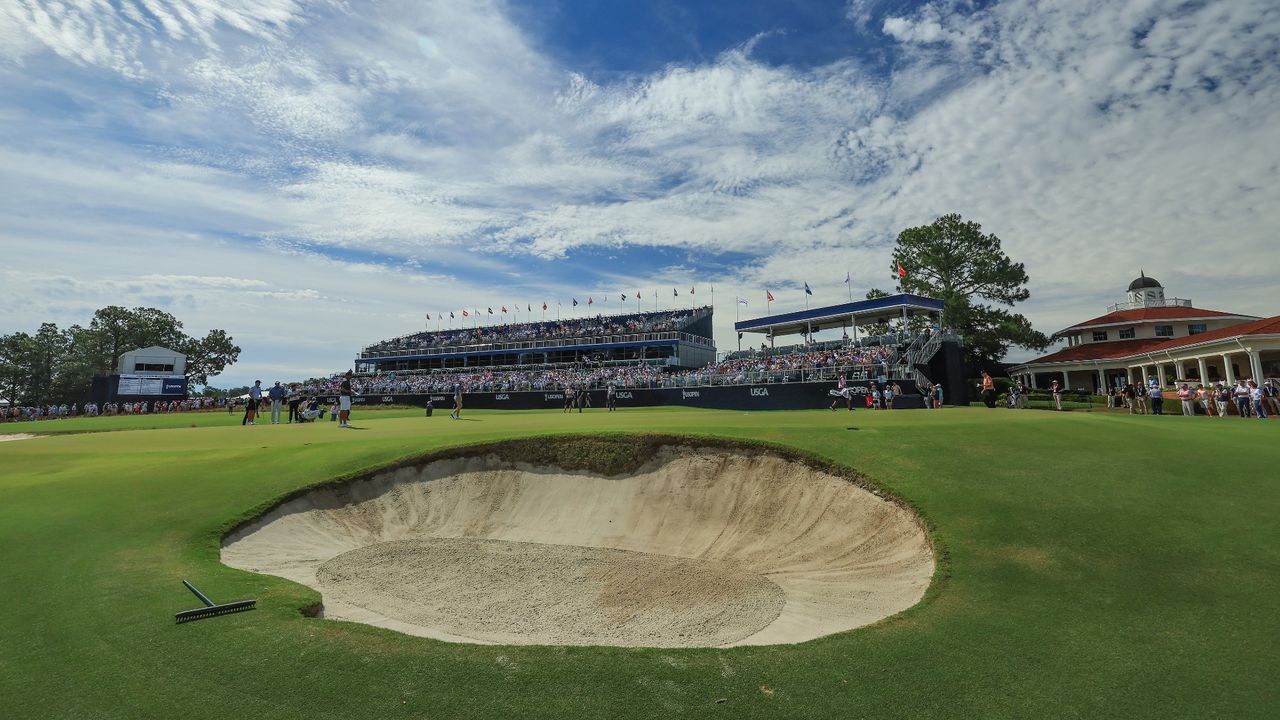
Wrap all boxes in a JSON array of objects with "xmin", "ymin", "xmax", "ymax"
[{"xmin": 1, "ymin": 407, "xmax": 1277, "ymax": 719}]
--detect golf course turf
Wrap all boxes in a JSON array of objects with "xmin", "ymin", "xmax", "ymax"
[{"xmin": 1, "ymin": 406, "xmax": 1276, "ymax": 719}]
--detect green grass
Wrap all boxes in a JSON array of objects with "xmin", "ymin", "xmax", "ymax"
[{"xmin": 1, "ymin": 407, "xmax": 1277, "ymax": 719}]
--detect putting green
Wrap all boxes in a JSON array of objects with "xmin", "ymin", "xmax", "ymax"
[{"xmin": 1, "ymin": 406, "xmax": 1277, "ymax": 719}]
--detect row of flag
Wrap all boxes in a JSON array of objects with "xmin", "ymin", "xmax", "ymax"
[
  {"xmin": 423, "ymin": 265, "xmax": 908, "ymax": 322},
  {"xmin": 424, "ymin": 288, "xmax": 699, "ymax": 322}
]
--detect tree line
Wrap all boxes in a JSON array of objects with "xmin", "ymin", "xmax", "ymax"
[{"xmin": 0, "ymin": 306, "xmax": 240, "ymax": 406}]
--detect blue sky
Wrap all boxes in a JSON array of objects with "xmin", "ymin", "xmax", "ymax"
[{"xmin": 2, "ymin": 0, "xmax": 1278, "ymax": 387}]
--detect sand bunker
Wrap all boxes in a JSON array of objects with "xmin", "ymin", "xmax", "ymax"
[
  {"xmin": 0, "ymin": 434, "xmax": 37, "ymax": 442},
  {"xmin": 222, "ymin": 445, "xmax": 934, "ymax": 647}
]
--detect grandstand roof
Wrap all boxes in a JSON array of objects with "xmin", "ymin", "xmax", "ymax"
[{"xmin": 734, "ymin": 293, "xmax": 944, "ymax": 337}]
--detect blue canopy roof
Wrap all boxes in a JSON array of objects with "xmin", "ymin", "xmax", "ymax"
[{"xmin": 734, "ymin": 293, "xmax": 944, "ymax": 336}]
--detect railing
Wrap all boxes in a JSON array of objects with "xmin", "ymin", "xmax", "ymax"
[
  {"xmin": 1106, "ymin": 298, "xmax": 1193, "ymax": 312},
  {"xmin": 344, "ymin": 363, "xmax": 913, "ymax": 395},
  {"xmin": 359, "ymin": 330, "xmax": 714, "ymax": 360}
]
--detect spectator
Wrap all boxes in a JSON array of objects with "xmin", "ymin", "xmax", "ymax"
[
  {"xmin": 245, "ymin": 381, "xmax": 262, "ymax": 426},
  {"xmin": 1177, "ymin": 384, "xmax": 1195, "ymax": 416},
  {"xmin": 1249, "ymin": 380, "xmax": 1268, "ymax": 419},
  {"xmin": 268, "ymin": 381, "xmax": 285, "ymax": 424},
  {"xmin": 1148, "ymin": 381, "xmax": 1164, "ymax": 415}
]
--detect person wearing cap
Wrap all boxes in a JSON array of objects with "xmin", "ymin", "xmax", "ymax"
[
  {"xmin": 1233, "ymin": 380, "xmax": 1252, "ymax": 418},
  {"xmin": 1148, "ymin": 380, "xmax": 1164, "ymax": 415},
  {"xmin": 1050, "ymin": 380, "xmax": 1063, "ymax": 411},
  {"xmin": 1248, "ymin": 380, "xmax": 1268, "ymax": 419},
  {"xmin": 1215, "ymin": 382, "xmax": 1232, "ymax": 418},
  {"xmin": 268, "ymin": 381, "xmax": 286, "ymax": 424},
  {"xmin": 1176, "ymin": 383, "xmax": 1195, "ymax": 417},
  {"xmin": 1264, "ymin": 380, "xmax": 1280, "ymax": 416},
  {"xmin": 244, "ymin": 380, "xmax": 262, "ymax": 426},
  {"xmin": 337, "ymin": 371, "xmax": 354, "ymax": 428}
]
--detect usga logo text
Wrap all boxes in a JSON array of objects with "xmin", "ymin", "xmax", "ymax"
[
  {"xmin": 750, "ymin": 387, "xmax": 769, "ymax": 397},
  {"xmin": 616, "ymin": 391, "xmax": 633, "ymax": 399},
  {"xmin": 494, "ymin": 394, "xmax": 510, "ymax": 400}
]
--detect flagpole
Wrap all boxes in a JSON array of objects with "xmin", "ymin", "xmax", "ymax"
[
  {"xmin": 847, "ymin": 270, "xmax": 853, "ymax": 303},
  {"xmin": 735, "ymin": 300, "xmax": 741, "ymax": 352}
]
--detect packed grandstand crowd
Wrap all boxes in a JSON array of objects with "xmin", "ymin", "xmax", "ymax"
[
  {"xmin": 362, "ymin": 308, "xmax": 705, "ymax": 354},
  {"xmin": 4, "ymin": 309, "xmax": 913, "ymax": 422},
  {"xmin": 1, "ymin": 397, "xmax": 221, "ymax": 422}
]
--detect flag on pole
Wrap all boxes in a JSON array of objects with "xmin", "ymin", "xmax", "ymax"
[
  {"xmin": 450, "ymin": 311, "xmax": 455, "ymax": 319},
  {"xmin": 543, "ymin": 302, "xmax": 548, "ymax": 311},
  {"xmin": 636, "ymin": 291, "xmax": 641, "ymax": 299},
  {"xmin": 897, "ymin": 262, "xmax": 907, "ymax": 278},
  {"xmin": 501, "ymin": 306, "xmax": 507, "ymax": 313},
  {"xmin": 462, "ymin": 310, "xmax": 469, "ymax": 317},
  {"xmin": 690, "ymin": 287, "xmax": 695, "ymax": 295},
  {"xmin": 804, "ymin": 282, "xmax": 813, "ymax": 296},
  {"xmin": 588, "ymin": 297, "xmax": 593, "ymax": 305},
  {"xmin": 572, "ymin": 298, "xmax": 578, "ymax": 307},
  {"xmin": 844, "ymin": 272, "xmax": 850, "ymax": 284},
  {"xmin": 673, "ymin": 288, "xmax": 678, "ymax": 297},
  {"xmin": 621, "ymin": 293, "xmax": 626, "ymax": 302},
  {"xmin": 527, "ymin": 304, "xmax": 531, "ymax": 312},
  {"xmin": 487, "ymin": 307, "xmax": 493, "ymax": 314},
  {"xmin": 736, "ymin": 297, "xmax": 748, "ymax": 306},
  {"xmin": 425, "ymin": 312, "xmax": 431, "ymax": 320},
  {"xmin": 766, "ymin": 290, "xmax": 774, "ymax": 302}
]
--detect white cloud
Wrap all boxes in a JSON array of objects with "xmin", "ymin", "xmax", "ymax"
[{"xmin": 1, "ymin": 0, "xmax": 1278, "ymax": 375}]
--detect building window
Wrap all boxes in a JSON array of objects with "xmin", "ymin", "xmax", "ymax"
[
  {"xmin": 1092, "ymin": 331, "xmax": 1108, "ymax": 342},
  {"xmin": 1119, "ymin": 327, "xmax": 1135, "ymax": 339},
  {"xmin": 135, "ymin": 363, "xmax": 175, "ymax": 372},
  {"xmin": 1188, "ymin": 324, "xmax": 1207, "ymax": 335},
  {"xmin": 1155, "ymin": 325, "xmax": 1174, "ymax": 337}
]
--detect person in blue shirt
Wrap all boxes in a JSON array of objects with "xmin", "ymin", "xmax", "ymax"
[{"xmin": 268, "ymin": 381, "xmax": 286, "ymax": 424}]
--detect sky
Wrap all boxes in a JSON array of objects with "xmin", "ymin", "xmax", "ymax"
[{"xmin": 1, "ymin": 0, "xmax": 1278, "ymax": 388}]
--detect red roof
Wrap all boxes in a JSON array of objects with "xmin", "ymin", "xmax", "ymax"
[
  {"xmin": 1024, "ymin": 338, "xmax": 1175, "ymax": 364},
  {"xmin": 1156, "ymin": 315, "xmax": 1280, "ymax": 351},
  {"xmin": 1064, "ymin": 306, "xmax": 1249, "ymax": 330},
  {"xmin": 1023, "ymin": 315, "xmax": 1280, "ymax": 365}
]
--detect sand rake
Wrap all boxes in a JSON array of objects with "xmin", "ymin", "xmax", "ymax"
[{"xmin": 175, "ymin": 580, "xmax": 256, "ymax": 623}]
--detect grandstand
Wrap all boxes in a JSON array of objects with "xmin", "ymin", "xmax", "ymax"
[{"xmin": 355, "ymin": 307, "xmax": 716, "ymax": 374}]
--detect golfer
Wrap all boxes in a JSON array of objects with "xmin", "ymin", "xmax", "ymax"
[
  {"xmin": 338, "ymin": 371, "xmax": 353, "ymax": 428},
  {"xmin": 450, "ymin": 382, "xmax": 463, "ymax": 420}
]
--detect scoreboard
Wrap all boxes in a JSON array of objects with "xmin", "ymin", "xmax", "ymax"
[{"xmin": 117, "ymin": 375, "xmax": 188, "ymax": 396}]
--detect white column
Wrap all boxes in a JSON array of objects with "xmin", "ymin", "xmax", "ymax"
[
  {"xmin": 1249, "ymin": 351, "xmax": 1264, "ymax": 381},
  {"xmin": 1061, "ymin": 369, "xmax": 1071, "ymax": 389},
  {"xmin": 1222, "ymin": 354, "xmax": 1235, "ymax": 383},
  {"xmin": 1028, "ymin": 372, "xmax": 1037, "ymax": 389},
  {"xmin": 1125, "ymin": 367, "xmax": 1133, "ymax": 384},
  {"xmin": 1156, "ymin": 364, "xmax": 1167, "ymax": 388},
  {"xmin": 1141, "ymin": 365, "xmax": 1149, "ymax": 384},
  {"xmin": 1097, "ymin": 368, "xmax": 1105, "ymax": 392},
  {"xmin": 1197, "ymin": 358, "xmax": 1209, "ymax": 385}
]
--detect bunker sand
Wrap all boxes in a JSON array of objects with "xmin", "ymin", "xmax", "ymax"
[{"xmin": 222, "ymin": 448, "xmax": 934, "ymax": 647}]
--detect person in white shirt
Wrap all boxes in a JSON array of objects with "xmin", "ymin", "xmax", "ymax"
[
  {"xmin": 1248, "ymin": 381, "xmax": 1268, "ymax": 419},
  {"xmin": 245, "ymin": 381, "xmax": 262, "ymax": 426}
]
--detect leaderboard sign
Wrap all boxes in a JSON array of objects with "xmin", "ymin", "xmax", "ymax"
[{"xmin": 116, "ymin": 375, "xmax": 188, "ymax": 397}]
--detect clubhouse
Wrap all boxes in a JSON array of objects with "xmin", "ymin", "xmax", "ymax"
[{"xmin": 1009, "ymin": 274, "xmax": 1279, "ymax": 392}]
